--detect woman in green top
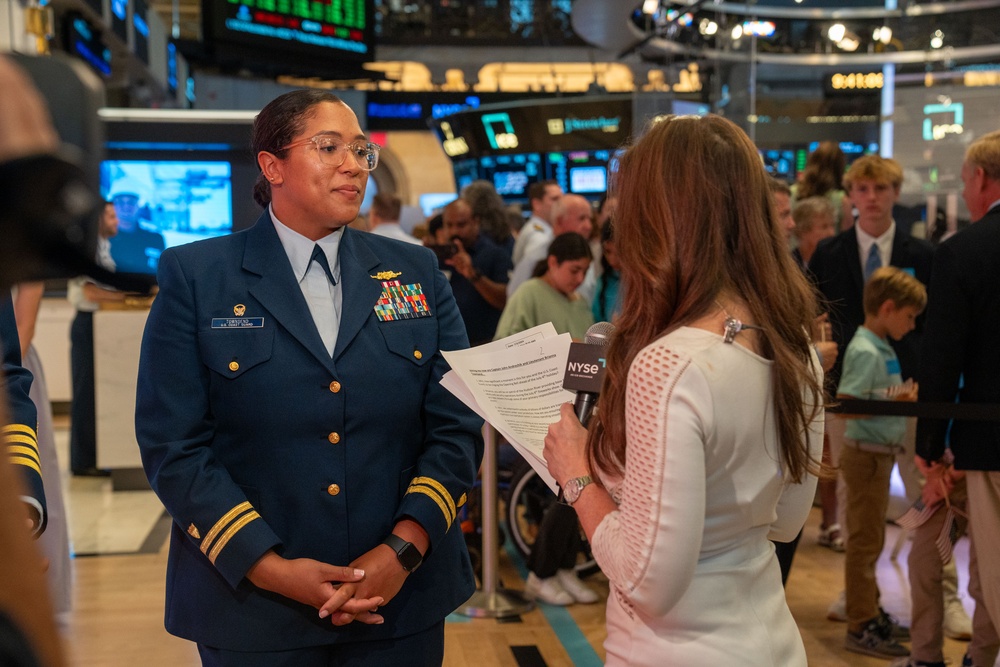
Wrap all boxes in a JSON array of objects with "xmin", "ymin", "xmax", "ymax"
[{"xmin": 495, "ymin": 232, "xmax": 594, "ymax": 341}]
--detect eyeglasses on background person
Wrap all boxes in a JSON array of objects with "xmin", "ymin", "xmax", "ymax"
[{"xmin": 280, "ymin": 135, "xmax": 381, "ymax": 171}]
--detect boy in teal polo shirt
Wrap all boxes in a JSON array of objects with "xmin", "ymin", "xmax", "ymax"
[{"xmin": 839, "ymin": 265, "xmax": 927, "ymax": 659}]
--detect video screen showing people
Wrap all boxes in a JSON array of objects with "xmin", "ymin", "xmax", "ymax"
[{"xmin": 101, "ymin": 160, "xmax": 234, "ymax": 275}]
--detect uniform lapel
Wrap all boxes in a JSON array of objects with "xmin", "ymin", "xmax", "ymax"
[
  {"xmin": 241, "ymin": 212, "xmax": 336, "ymax": 372},
  {"xmin": 334, "ymin": 227, "xmax": 385, "ymax": 361}
]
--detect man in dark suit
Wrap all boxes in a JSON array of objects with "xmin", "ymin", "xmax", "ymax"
[
  {"xmin": 136, "ymin": 90, "xmax": 484, "ymax": 665},
  {"xmin": 808, "ymin": 155, "xmax": 935, "ymax": 629},
  {"xmin": 916, "ymin": 129, "xmax": 1000, "ymax": 664}
]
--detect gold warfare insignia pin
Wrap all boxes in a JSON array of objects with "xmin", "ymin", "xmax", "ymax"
[
  {"xmin": 234, "ymin": 304, "xmax": 246, "ymax": 316},
  {"xmin": 371, "ymin": 270, "xmax": 402, "ymax": 280},
  {"xmin": 187, "ymin": 523, "xmax": 201, "ymax": 539}
]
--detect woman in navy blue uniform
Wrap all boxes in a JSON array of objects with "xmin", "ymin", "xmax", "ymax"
[{"xmin": 136, "ymin": 90, "xmax": 483, "ymax": 666}]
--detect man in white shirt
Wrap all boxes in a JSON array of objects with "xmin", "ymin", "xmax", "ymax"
[
  {"xmin": 512, "ymin": 180, "xmax": 562, "ymax": 266},
  {"xmin": 368, "ymin": 192, "xmax": 420, "ymax": 245},
  {"xmin": 508, "ymin": 193, "xmax": 592, "ymax": 298}
]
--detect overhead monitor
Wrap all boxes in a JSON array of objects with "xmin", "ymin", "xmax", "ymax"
[{"xmin": 203, "ymin": 0, "xmax": 375, "ymax": 78}]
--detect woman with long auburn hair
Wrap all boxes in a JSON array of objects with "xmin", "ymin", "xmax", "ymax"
[{"xmin": 543, "ymin": 114, "xmax": 825, "ymax": 665}]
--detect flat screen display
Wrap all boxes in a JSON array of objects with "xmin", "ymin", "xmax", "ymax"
[
  {"xmin": 569, "ymin": 166, "xmax": 608, "ymax": 194},
  {"xmin": 478, "ymin": 153, "xmax": 542, "ymax": 203},
  {"xmin": 110, "ymin": 0, "xmax": 128, "ymax": 42},
  {"xmin": 203, "ymin": 0, "xmax": 374, "ymax": 76},
  {"xmin": 64, "ymin": 14, "xmax": 112, "ymax": 78},
  {"xmin": 132, "ymin": 0, "xmax": 149, "ymax": 64},
  {"xmin": 547, "ymin": 149, "xmax": 616, "ymax": 199},
  {"xmin": 100, "ymin": 160, "xmax": 233, "ymax": 275}
]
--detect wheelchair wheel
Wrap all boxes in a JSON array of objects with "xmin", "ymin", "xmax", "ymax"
[{"xmin": 504, "ymin": 462, "xmax": 600, "ymax": 579}]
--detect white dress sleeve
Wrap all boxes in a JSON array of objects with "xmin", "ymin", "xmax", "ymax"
[{"xmin": 591, "ymin": 343, "xmax": 713, "ymax": 618}]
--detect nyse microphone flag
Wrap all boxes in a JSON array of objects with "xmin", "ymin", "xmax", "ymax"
[{"xmin": 562, "ymin": 322, "xmax": 615, "ymax": 427}]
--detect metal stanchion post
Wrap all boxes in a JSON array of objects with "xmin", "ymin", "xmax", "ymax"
[{"xmin": 458, "ymin": 423, "xmax": 534, "ymax": 618}]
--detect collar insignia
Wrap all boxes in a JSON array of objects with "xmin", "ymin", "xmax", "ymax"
[{"xmin": 371, "ymin": 270, "xmax": 402, "ymax": 280}]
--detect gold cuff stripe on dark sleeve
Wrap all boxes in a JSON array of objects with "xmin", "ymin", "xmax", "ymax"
[
  {"xmin": 407, "ymin": 476, "xmax": 457, "ymax": 526},
  {"xmin": 8, "ymin": 445, "xmax": 41, "ymax": 467},
  {"xmin": 2, "ymin": 424, "xmax": 37, "ymax": 440},
  {"xmin": 412, "ymin": 476, "xmax": 457, "ymax": 519},
  {"xmin": 4, "ymin": 433, "xmax": 38, "ymax": 448},
  {"xmin": 406, "ymin": 486, "xmax": 453, "ymax": 527},
  {"xmin": 9, "ymin": 454, "xmax": 41, "ymax": 476},
  {"xmin": 200, "ymin": 501, "xmax": 253, "ymax": 557},
  {"xmin": 457, "ymin": 492, "xmax": 467, "ymax": 508},
  {"xmin": 208, "ymin": 511, "xmax": 261, "ymax": 565}
]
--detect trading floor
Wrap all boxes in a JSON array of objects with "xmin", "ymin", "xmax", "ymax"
[{"xmin": 51, "ymin": 415, "xmax": 981, "ymax": 667}]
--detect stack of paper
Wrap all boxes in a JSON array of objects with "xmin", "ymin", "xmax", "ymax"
[{"xmin": 441, "ymin": 323, "xmax": 574, "ymax": 493}]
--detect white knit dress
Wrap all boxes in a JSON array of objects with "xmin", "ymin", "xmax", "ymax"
[{"xmin": 592, "ymin": 327, "xmax": 823, "ymax": 666}]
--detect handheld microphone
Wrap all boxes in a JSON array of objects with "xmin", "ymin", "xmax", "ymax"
[{"xmin": 562, "ymin": 321, "xmax": 615, "ymax": 426}]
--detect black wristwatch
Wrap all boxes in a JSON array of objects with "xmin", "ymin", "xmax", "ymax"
[{"xmin": 383, "ymin": 534, "xmax": 423, "ymax": 573}]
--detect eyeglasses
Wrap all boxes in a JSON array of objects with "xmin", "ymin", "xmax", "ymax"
[{"xmin": 280, "ymin": 135, "xmax": 380, "ymax": 171}]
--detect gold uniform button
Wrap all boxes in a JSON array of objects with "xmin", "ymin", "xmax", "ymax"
[
  {"xmin": 228, "ymin": 361, "xmax": 239, "ymax": 372},
  {"xmin": 413, "ymin": 350, "xmax": 422, "ymax": 360},
  {"xmin": 328, "ymin": 432, "xmax": 341, "ymax": 444},
  {"xmin": 327, "ymin": 484, "xmax": 341, "ymax": 496},
  {"xmin": 329, "ymin": 381, "xmax": 341, "ymax": 393}
]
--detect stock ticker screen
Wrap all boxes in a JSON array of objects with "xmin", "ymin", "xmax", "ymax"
[{"xmin": 204, "ymin": 0, "xmax": 374, "ymax": 75}]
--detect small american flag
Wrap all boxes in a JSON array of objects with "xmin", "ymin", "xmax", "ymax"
[{"xmin": 895, "ymin": 497, "xmax": 942, "ymax": 531}]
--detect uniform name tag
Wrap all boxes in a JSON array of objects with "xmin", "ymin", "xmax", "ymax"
[{"xmin": 211, "ymin": 317, "xmax": 265, "ymax": 329}]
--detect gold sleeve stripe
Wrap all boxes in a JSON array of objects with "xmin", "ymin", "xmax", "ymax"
[
  {"xmin": 410, "ymin": 476, "xmax": 457, "ymax": 522},
  {"xmin": 457, "ymin": 493, "xmax": 467, "ymax": 508},
  {"xmin": 4, "ymin": 433, "xmax": 38, "ymax": 447},
  {"xmin": 10, "ymin": 455, "xmax": 41, "ymax": 476},
  {"xmin": 406, "ymin": 486, "xmax": 453, "ymax": 527},
  {"xmin": 200, "ymin": 501, "xmax": 253, "ymax": 556},
  {"xmin": 8, "ymin": 445, "xmax": 41, "ymax": 466},
  {"xmin": 2, "ymin": 424, "xmax": 37, "ymax": 439},
  {"xmin": 208, "ymin": 511, "xmax": 260, "ymax": 565}
]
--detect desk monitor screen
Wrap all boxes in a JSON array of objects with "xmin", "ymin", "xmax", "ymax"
[
  {"xmin": 101, "ymin": 160, "xmax": 233, "ymax": 275},
  {"xmin": 569, "ymin": 166, "xmax": 607, "ymax": 194}
]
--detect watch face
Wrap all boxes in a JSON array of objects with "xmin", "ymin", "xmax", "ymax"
[
  {"xmin": 564, "ymin": 480, "xmax": 582, "ymax": 504},
  {"xmin": 398, "ymin": 542, "xmax": 422, "ymax": 572}
]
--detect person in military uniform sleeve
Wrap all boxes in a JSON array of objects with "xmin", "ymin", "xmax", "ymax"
[
  {"xmin": 2, "ymin": 296, "xmax": 45, "ymax": 537},
  {"xmin": 135, "ymin": 90, "xmax": 485, "ymax": 666}
]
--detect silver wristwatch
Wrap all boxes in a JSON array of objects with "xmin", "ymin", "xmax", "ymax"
[{"xmin": 561, "ymin": 475, "xmax": 593, "ymax": 505}]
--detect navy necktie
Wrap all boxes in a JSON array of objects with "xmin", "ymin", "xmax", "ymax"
[
  {"xmin": 310, "ymin": 244, "xmax": 337, "ymax": 285},
  {"xmin": 864, "ymin": 244, "xmax": 881, "ymax": 282}
]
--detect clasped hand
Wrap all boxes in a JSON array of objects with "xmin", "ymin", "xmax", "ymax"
[{"xmin": 248, "ymin": 550, "xmax": 401, "ymax": 627}]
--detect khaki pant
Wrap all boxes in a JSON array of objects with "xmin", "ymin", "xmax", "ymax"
[
  {"xmin": 967, "ymin": 470, "xmax": 1000, "ymax": 663},
  {"xmin": 908, "ymin": 477, "xmax": 1000, "ymax": 665},
  {"xmin": 842, "ymin": 441, "xmax": 896, "ymax": 628}
]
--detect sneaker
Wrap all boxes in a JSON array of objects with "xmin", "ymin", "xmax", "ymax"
[
  {"xmin": 524, "ymin": 573, "xmax": 573, "ymax": 606},
  {"xmin": 827, "ymin": 590, "xmax": 847, "ymax": 622},
  {"xmin": 880, "ymin": 608, "xmax": 911, "ymax": 641},
  {"xmin": 818, "ymin": 523, "xmax": 846, "ymax": 552},
  {"xmin": 888, "ymin": 660, "xmax": 945, "ymax": 667},
  {"xmin": 944, "ymin": 596, "xmax": 973, "ymax": 641},
  {"xmin": 556, "ymin": 569, "xmax": 599, "ymax": 604},
  {"xmin": 846, "ymin": 617, "xmax": 910, "ymax": 659}
]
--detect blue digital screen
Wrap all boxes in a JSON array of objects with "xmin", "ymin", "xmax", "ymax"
[{"xmin": 100, "ymin": 160, "xmax": 233, "ymax": 274}]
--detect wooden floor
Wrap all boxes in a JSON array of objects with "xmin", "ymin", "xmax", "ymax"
[{"xmin": 62, "ymin": 506, "xmax": 982, "ymax": 667}]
